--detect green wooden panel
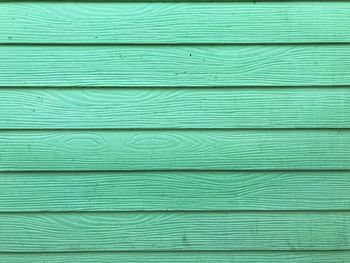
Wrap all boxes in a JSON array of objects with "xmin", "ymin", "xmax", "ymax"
[
  {"xmin": 1, "ymin": 87, "xmax": 350, "ymax": 128},
  {"xmin": 0, "ymin": 212, "xmax": 350, "ymax": 252},
  {"xmin": 1, "ymin": 171, "xmax": 350, "ymax": 211},
  {"xmin": 0, "ymin": 212, "xmax": 349, "ymax": 252},
  {"xmin": 0, "ymin": 130, "xmax": 349, "ymax": 171},
  {"xmin": 2, "ymin": 45, "xmax": 350, "ymax": 87},
  {"xmin": 2, "ymin": 2, "xmax": 350, "ymax": 44},
  {"xmin": 1, "ymin": 251, "xmax": 349, "ymax": 263}
]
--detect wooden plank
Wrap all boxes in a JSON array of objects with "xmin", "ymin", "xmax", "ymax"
[
  {"xmin": 0, "ymin": 251, "xmax": 349, "ymax": 263},
  {"xmin": 2, "ymin": 2, "xmax": 350, "ymax": 43},
  {"xmin": 0, "ymin": 130, "xmax": 349, "ymax": 171},
  {"xmin": 1, "ymin": 45, "xmax": 350, "ymax": 87},
  {"xmin": 1, "ymin": 171, "xmax": 350, "ymax": 211},
  {"xmin": 1, "ymin": 87, "xmax": 350, "ymax": 128},
  {"xmin": 0, "ymin": 212, "xmax": 348, "ymax": 251}
]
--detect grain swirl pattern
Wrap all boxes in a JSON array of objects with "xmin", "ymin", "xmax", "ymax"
[
  {"xmin": 1, "ymin": 87, "xmax": 349, "ymax": 128},
  {"xmin": 0, "ymin": 171, "xmax": 349, "ymax": 211},
  {"xmin": 0, "ymin": 212, "xmax": 349, "ymax": 251},
  {"xmin": 0, "ymin": 130, "xmax": 349, "ymax": 171},
  {"xmin": 2, "ymin": 45, "xmax": 350, "ymax": 87},
  {"xmin": 2, "ymin": 2, "xmax": 350, "ymax": 43}
]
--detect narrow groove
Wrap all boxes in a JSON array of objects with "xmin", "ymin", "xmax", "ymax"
[
  {"xmin": 2, "ymin": 85, "xmax": 350, "ymax": 89},
  {"xmin": 0, "ymin": 169, "xmax": 350, "ymax": 176},
  {"xmin": 1, "ymin": 42, "xmax": 350, "ymax": 46},
  {"xmin": 1, "ymin": 169, "xmax": 350, "ymax": 173},
  {"xmin": 0, "ymin": 128, "xmax": 349, "ymax": 132},
  {"xmin": 1, "ymin": 210, "xmax": 349, "ymax": 214},
  {"xmin": 1, "ymin": 249, "xmax": 349, "ymax": 254},
  {"xmin": 1, "ymin": 85, "xmax": 350, "ymax": 90}
]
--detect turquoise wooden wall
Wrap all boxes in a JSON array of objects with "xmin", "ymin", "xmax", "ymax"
[{"xmin": 1, "ymin": 1, "xmax": 350, "ymax": 262}]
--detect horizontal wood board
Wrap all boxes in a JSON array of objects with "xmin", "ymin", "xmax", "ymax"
[
  {"xmin": 0, "ymin": 171, "xmax": 349, "ymax": 211},
  {"xmin": 1, "ymin": 87, "xmax": 349, "ymax": 128},
  {"xmin": 0, "ymin": 130, "xmax": 350, "ymax": 171},
  {"xmin": 0, "ymin": 212, "xmax": 349, "ymax": 252},
  {"xmin": 2, "ymin": 45, "xmax": 350, "ymax": 87},
  {"xmin": 2, "ymin": 2, "xmax": 350, "ymax": 44},
  {"xmin": 0, "ymin": 251, "xmax": 349, "ymax": 263}
]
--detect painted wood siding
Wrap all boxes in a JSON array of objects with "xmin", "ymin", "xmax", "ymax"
[{"xmin": 0, "ymin": 1, "xmax": 349, "ymax": 262}]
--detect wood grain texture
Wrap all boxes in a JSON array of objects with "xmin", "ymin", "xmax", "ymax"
[
  {"xmin": 2, "ymin": 45, "xmax": 350, "ymax": 87},
  {"xmin": 1, "ymin": 87, "xmax": 350, "ymax": 128},
  {"xmin": 1, "ymin": 171, "xmax": 350, "ymax": 211},
  {"xmin": 2, "ymin": 2, "xmax": 350, "ymax": 44},
  {"xmin": 1, "ymin": 251, "xmax": 349, "ymax": 263},
  {"xmin": 2, "ymin": 0, "xmax": 349, "ymax": 258},
  {"xmin": 0, "ymin": 212, "xmax": 349, "ymax": 252},
  {"xmin": 0, "ymin": 130, "xmax": 350, "ymax": 171}
]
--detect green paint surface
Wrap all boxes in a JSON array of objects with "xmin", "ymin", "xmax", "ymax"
[
  {"xmin": 1, "ymin": 171, "xmax": 350, "ymax": 211},
  {"xmin": 2, "ymin": 45, "xmax": 350, "ymax": 87},
  {"xmin": 0, "ymin": 1, "xmax": 349, "ymax": 261},
  {"xmin": 1, "ymin": 251, "xmax": 350, "ymax": 263},
  {"xmin": 1, "ymin": 130, "xmax": 350, "ymax": 170},
  {"xmin": 2, "ymin": 2, "xmax": 350, "ymax": 43},
  {"xmin": 1, "ymin": 87, "xmax": 350, "ymax": 128},
  {"xmin": 1, "ymin": 212, "xmax": 349, "ymax": 251}
]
